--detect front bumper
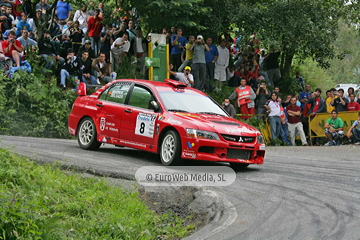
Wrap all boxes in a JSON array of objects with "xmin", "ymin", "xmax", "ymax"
[{"xmin": 180, "ymin": 137, "xmax": 265, "ymax": 164}]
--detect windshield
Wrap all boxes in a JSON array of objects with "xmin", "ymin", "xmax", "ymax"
[{"xmin": 158, "ymin": 90, "xmax": 228, "ymax": 116}]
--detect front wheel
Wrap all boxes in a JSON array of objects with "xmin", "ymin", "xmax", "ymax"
[
  {"xmin": 77, "ymin": 117, "xmax": 101, "ymax": 150},
  {"xmin": 160, "ymin": 130, "xmax": 183, "ymax": 166}
]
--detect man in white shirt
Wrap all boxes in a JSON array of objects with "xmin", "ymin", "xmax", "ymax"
[
  {"xmin": 111, "ymin": 32, "xmax": 130, "ymax": 72},
  {"xmin": 214, "ymin": 38, "xmax": 229, "ymax": 92},
  {"xmin": 168, "ymin": 66, "xmax": 194, "ymax": 87}
]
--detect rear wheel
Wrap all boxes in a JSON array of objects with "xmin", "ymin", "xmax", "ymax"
[
  {"xmin": 160, "ymin": 130, "xmax": 183, "ymax": 166},
  {"xmin": 230, "ymin": 163, "xmax": 249, "ymax": 170},
  {"xmin": 77, "ymin": 117, "xmax": 101, "ymax": 150}
]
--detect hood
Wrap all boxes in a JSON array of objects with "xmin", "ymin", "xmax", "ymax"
[{"xmin": 168, "ymin": 112, "xmax": 259, "ymax": 136}]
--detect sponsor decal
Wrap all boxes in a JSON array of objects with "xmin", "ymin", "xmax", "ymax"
[
  {"xmin": 176, "ymin": 112, "xmax": 200, "ymax": 118},
  {"xmin": 120, "ymin": 140, "xmax": 147, "ymax": 148},
  {"xmin": 155, "ymin": 124, "xmax": 160, "ymax": 135},
  {"xmin": 102, "ymin": 137, "xmax": 107, "ymax": 143},
  {"xmin": 165, "ymin": 117, "xmax": 182, "ymax": 125},
  {"xmin": 158, "ymin": 115, "xmax": 164, "ymax": 121},
  {"xmin": 186, "ymin": 142, "xmax": 195, "ymax": 148},
  {"xmin": 260, "ymin": 145, "xmax": 265, "ymax": 150},
  {"xmin": 100, "ymin": 117, "xmax": 106, "ymax": 131},
  {"xmin": 68, "ymin": 127, "xmax": 75, "ymax": 134},
  {"xmin": 182, "ymin": 152, "xmax": 196, "ymax": 158},
  {"xmin": 224, "ymin": 127, "xmax": 241, "ymax": 134}
]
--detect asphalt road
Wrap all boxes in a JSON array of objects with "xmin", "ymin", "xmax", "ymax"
[{"xmin": 1, "ymin": 135, "xmax": 360, "ymax": 240}]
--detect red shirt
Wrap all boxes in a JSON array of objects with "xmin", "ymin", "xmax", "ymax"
[
  {"xmin": 312, "ymin": 98, "xmax": 320, "ymax": 113},
  {"xmin": 286, "ymin": 104, "xmax": 301, "ymax": 124},
  {"xmin": 347, "ymin": 102, "xmax": 360, "ymax": 111},
  {"xmin": 87, "ymin": 17, "xmax": 103, "ymax": 37},
  {"xmin": 303, "ymin": 103, "xmax": 311, "ymax": 117},
  {"xmin": 2, "ymin": 40, "xmax": 22, "ymax": 57}
]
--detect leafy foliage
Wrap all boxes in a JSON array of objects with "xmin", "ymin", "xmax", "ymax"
[
  {"xmin": 0, "ymin": 50, "xmax": 76, "ymax": 139},
  {"xmin": 0, "ymin": 148, "xmax": 195, "ymax": 239}
]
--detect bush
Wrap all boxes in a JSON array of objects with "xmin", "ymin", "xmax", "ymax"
[{"xmin": 0, "ymin": 50, "xmax": 76, "ymax": 139}]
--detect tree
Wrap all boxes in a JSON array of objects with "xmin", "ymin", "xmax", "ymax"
[{"xmin": 233, "ymin": 0, "xmax": 347, "ymax": 80}]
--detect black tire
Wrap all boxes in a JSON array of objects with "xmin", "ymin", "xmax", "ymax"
[
  {"xmin": 77, "ymin": 117, "xmax": 101, "ymax": 150},
  {"xmin": 230, "ymin": 163, "xmax": 249, "ymax": 170},
  {"xmin": 160, "ymin": 130, "xmax": 183, "ymax": 166}
]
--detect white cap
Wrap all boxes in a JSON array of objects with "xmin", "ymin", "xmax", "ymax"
[{"xmin": 197, "ymin": 35, "xmax": 203, "ymax": 40}]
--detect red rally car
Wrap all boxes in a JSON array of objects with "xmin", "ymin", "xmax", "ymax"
[{"xmin": 68, "ymin": 79, "xmax": 265, "ymax": 167}]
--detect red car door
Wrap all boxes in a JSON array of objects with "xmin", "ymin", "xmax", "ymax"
[
  {"xmin": 95, "ymin": 82, "xmax": 131, "ymax": 142},
  {"xmin": 120, "ymin": 85, "xmax": 159, "ymax": 147}
]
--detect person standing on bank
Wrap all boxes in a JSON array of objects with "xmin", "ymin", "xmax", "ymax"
[{"xmin": 228, "ymin": 78, "xmax": 256, "ymax": 120}]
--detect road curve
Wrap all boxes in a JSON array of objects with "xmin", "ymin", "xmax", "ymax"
[{"xmin": 1, "ymin": 135, "xmax": 360, "ymax": 240}]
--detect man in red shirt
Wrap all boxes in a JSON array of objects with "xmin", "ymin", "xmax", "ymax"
[
  {"xmin": 286, "ymin": 97, "xmax": 308, "ymax": 146},
  {"xmin": 87, "ymin": 8, "xmax": 103, "ymax": 55},
  {"xmin": 2, "ymin": 30, "xmax": 23, "ymax": 67},
  {"xmin": 346, "ymin": 94, "xmax": 360, "ymax": 111}
]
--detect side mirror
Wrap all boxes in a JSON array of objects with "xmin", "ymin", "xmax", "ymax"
[{"xmin": 149, "ymin": 100, "xmax": 160, "ymax": 112}]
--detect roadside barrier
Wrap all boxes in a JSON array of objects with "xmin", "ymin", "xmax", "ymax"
[{"xmin": 308, "ymin": 111, "xmax": 359, "ymax": 144}]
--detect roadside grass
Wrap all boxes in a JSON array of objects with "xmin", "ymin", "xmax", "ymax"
[{"xmin": 0, "ymin": 148, "xmax": 195, "ymax": 239}]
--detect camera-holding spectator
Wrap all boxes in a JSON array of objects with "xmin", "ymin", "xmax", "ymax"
[
  {"xmin": 330, "ymin": 88, "xmax": 348, "ymax": 112},
  {"xmin": 92, "ymin": 52, "xmax": 112, "ymax": 83},
  {"xmin": 286, "ymin": 97, "xmax": 308, "ymax": 146},
  {"xmin": 255, "ymin": 80, "xmax": 270, "ymax": 119},
  {"xmin": 178, "ymin": 35, "xmax": 194, "ymax": 72},
  {"xmin": 167, "ymin": 66, "xmax": 194, "ymax": 87},
  {"xmin": 79, "ymin": 50, "xmax": 97, "ymax": 86},
  {"xmin": 346, "ymin": 94, "xmax": 360, "ymax": 111},
  {"xmin": 59, "ymin": 48, "xmax": 82, "ymax": 90},
  {"xmin": 228, "ymin": 78, "xmax": 256, "ymax": 120},
  {"xmin": 222, "ymin": 98, "xmax": 236, "ymax": 118},
  {"xmin": 324, "ymin": 110, "xmax": 344, "ymax": 146},
  {"xmin": 325, "ymin": 89, "xmax": 335, "ymax": 113},
  {"xmin": 2, "ymin": 30, "xmax": 23, "ymax": 67},
  {"xmin": 347, "ymin": 112, "xmax": 360, "ymax": 145},
  {"xmin": 264, "ymin": 92, "xmax": 282, "ymax": 141},
  {"xmin": 308, "ymin": 88, "xmax": 325, "ymax": 116},
  {"xmin": 189, "ymin": 35, "xmax": 209, "ymax": 91},
  {"xmin": 70, "ymin": 20, "xmax": 84, "ymax": 54},
  {"xmin": 170, "ymin": 28, "xmax": 187, "ymax": 71},
  {"xmin": 111, "ymin": 31, "xmax": 130, "ymax": 72},
  {"xmin": 38, "ymin": 29, "xmax": 64, "ymax": 70},
  {"xmin": 100, "ymin": 24, "xmax": 115, "ymax": 62}
]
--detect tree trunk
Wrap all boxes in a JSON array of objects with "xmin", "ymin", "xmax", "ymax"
[{"xmin": 280, "ymin": 49, "xmax": 294, "ymax": 79}]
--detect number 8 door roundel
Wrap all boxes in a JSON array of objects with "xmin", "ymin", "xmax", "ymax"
[{"xmin": 135, "ymin": 113, "xmax": 156, "ymax": 138}]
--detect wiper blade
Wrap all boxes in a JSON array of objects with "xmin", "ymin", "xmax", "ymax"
[
  {"xmin": 197, "ymin": 112, "xmax": 223, "ymax": 116},
  {"xmin": 167, "ymin": 109, "xmax": 189, "ymax": 113}
]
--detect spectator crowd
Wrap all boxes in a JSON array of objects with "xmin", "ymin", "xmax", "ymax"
[{"xmin": 0, "ymin": 0, "xmax": 359, "ymax": 145}]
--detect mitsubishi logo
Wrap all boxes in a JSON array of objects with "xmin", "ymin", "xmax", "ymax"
[{"xmin": 239, "ymin": 137, "xmax": 244, "ymax": 142}]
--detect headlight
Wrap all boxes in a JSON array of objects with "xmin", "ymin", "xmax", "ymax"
[
  {"xmin": 257, "ymin": 135, "xmax": 264, "ymax": 144},
  {"xmin": 186, "ymin": 129, "xmax": 220, "ymax": 140}
]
